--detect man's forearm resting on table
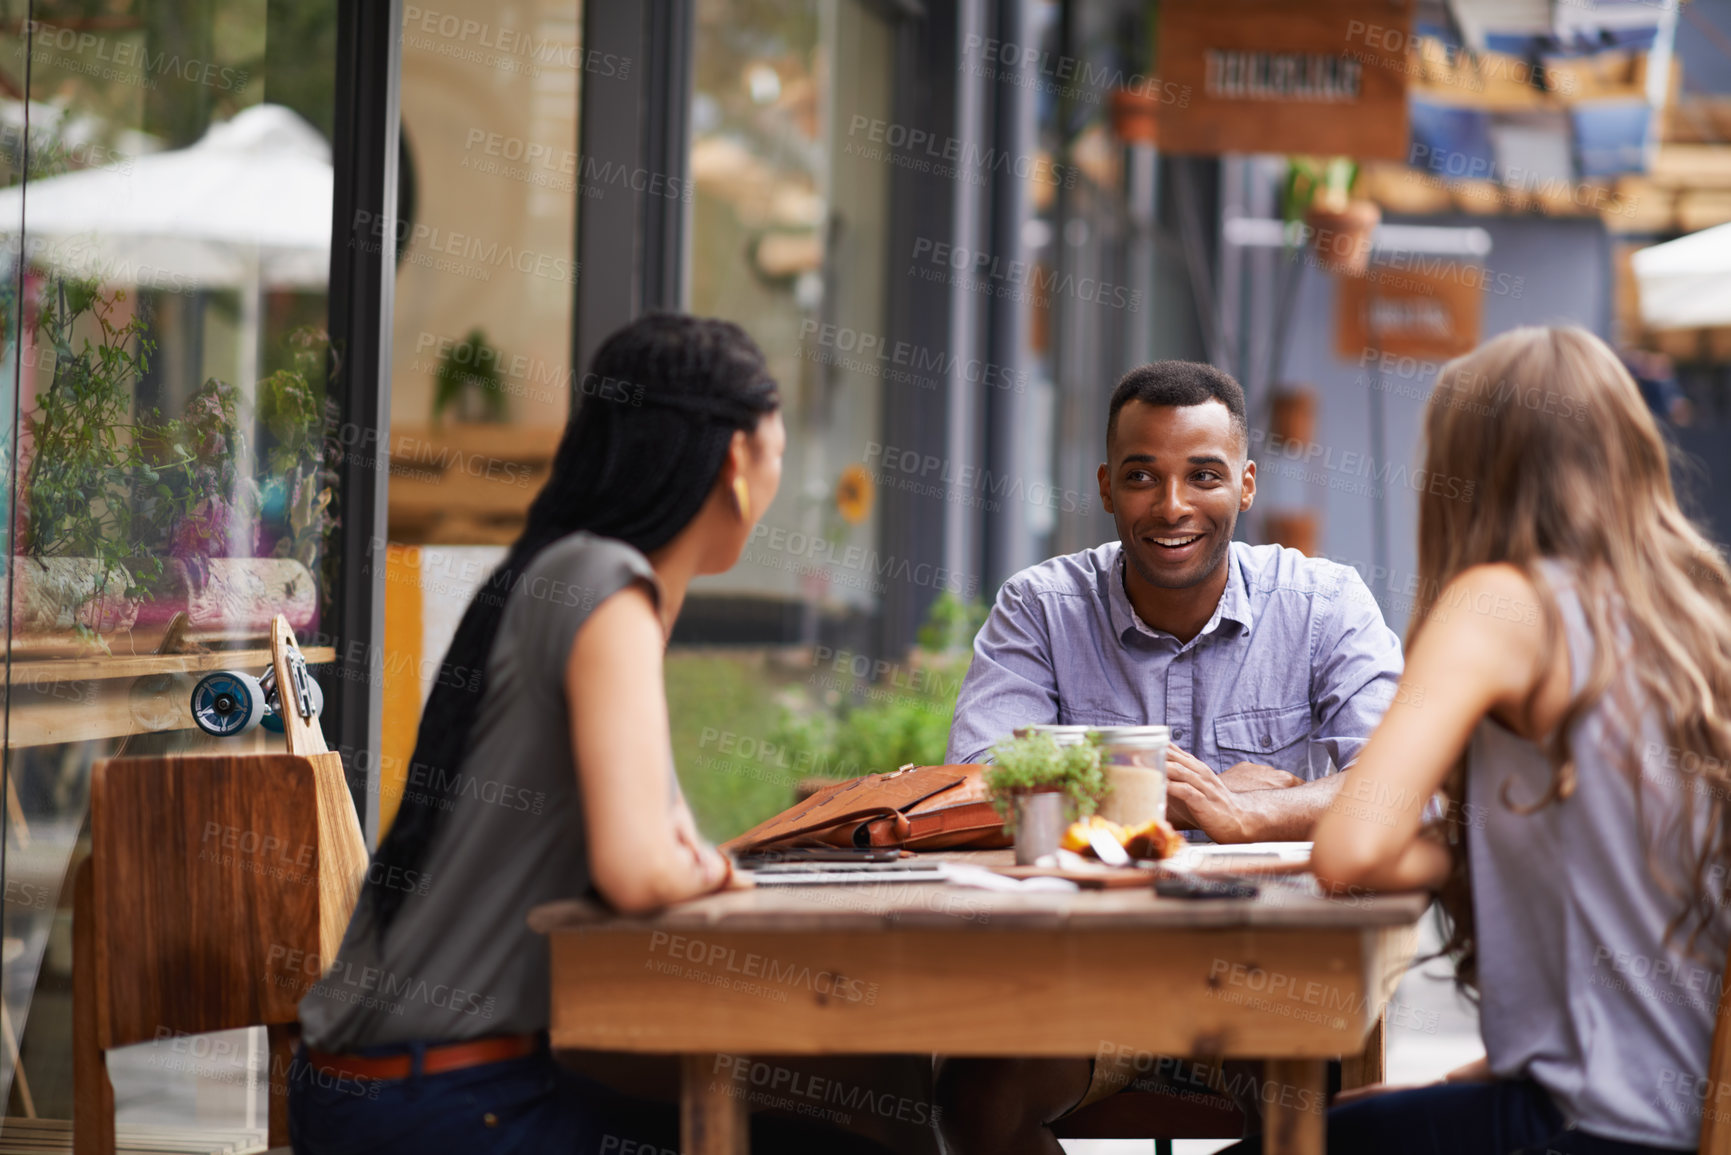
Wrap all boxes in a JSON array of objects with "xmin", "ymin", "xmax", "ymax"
[
  {"xmin": 1169, "ymin": 752, "xmax": 1350, "ymax": 843},
  {"xmin": 1222, "ymin": 771, "xmax": 1346, "ymax": 842}
]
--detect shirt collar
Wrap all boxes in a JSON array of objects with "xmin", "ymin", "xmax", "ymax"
[{"xmin": 1106, "ymin": 540, "xmax": 1254, "ymax": 645}]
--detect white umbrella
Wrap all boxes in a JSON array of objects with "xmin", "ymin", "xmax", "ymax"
[
  {"xmin": 0, "ymin": 102, "xmax": 332, "ymax": 290},
  {"xmin": 1632, "ymin": 222, "xmax": 1731, "ymax": 331}
]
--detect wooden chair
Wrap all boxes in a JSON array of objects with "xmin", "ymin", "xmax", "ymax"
[
  {"xmin": 1699, "ymin": 942, "xmax": 1731, "ymax": 1155},
  {"xmin": 1052, "ymin": 1014, "xmax": 1385, "ymax": 1154},
  {"xmin": 73, "ymin": 619, "xmax": 368, "ymax": 1154}
]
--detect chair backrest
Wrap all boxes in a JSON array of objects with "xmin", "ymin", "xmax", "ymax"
[
  {"xmin": 1700, "ymin": 935, "xmax": 1731, "ymax": 1155},
  {"xmin": 88, "ymin": 750, "xmax": 367, "ymax": 1049}
]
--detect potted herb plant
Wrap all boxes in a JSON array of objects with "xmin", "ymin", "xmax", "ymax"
[
  {"xmin": 1284, "ymin": 156, "xmax": 1380, "ymax": 277},
  {"xmin": 1109, "ymin": 86, "xmax": 1162, "ymax": 144},
  {"xmin": 986, "ymin": 731, "xmax": 1108, "ymax": 864}
]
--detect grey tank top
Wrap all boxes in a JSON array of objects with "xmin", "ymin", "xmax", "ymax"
[
  {"xmin": 299, "ymin": 533, "xmax": 660, "ymax": 1050},
  {"xmin": 1469, "ymin": 560, "xmax": 1721, "ymax": 1149}
]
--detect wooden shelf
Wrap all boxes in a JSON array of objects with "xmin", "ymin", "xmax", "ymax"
[
  {"xmin": 392, "ymin": 422, "xmax": 562, "ymax": 462},
  {"xmin": 8, "ymin": 646, "xmax": 335, "ymax": 684},
  {"xmin": 387, "ymin": 422, "xmax": 561, "ymax": 545},
  {"xmin": 5, "ymin": 646, "xmax": 337, "ymax": 750},
  {"xmin": 1648, "ymin": 145, "xmax": 1731, "ymax": 188}
]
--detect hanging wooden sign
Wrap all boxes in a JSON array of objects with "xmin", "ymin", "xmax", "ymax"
[
  {"xmin": 1155, "ymin": 0, "xmax": 1414, "ymax": 158},
  {"xmin": 1335, "ymin": 261, "xmax": 1485, "ymax": 360}
]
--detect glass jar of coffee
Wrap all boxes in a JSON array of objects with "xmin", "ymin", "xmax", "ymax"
[{"xmin": 1091, "ymin": 725, "xmax": 1169, "ymax": 826}]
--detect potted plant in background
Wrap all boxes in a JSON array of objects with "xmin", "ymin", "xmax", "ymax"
[
  {"xmin": 1108, "ymin": 0, "xmax": 1165, "ymax": 144},
  {"xmin": 986, "ymin": 730, "xmax": 1108, "ymax": 865},
  {"xmin": 1285, "ymin": 156, "xmax": 1380, "ymax": 277},
  {"xmin": 1109, "ymin": 85, "xmax": 1162, "ymax": 144},
  {"xmin": 431, "ymin": 327, "xmax": 508, "ymax": 425}
]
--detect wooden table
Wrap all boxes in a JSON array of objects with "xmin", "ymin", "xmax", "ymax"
[{"xmin": 530, "ymin": 857, "xmax": 1427, "ymax": 1155}]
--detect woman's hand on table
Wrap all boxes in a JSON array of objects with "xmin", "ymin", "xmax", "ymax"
[{"xmin": 670, "ymin": 802, "xmax": 731, "ymax": 893}]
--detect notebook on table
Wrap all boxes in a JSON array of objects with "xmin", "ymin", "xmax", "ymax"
[{"xmin": 1164, "ymin": 841, "xmax": 1313, "ymax": 876}]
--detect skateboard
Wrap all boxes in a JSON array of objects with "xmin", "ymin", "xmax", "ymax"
[{"xmin": 189, "ymin": 616, "xmax": 327, "ymax": 755}]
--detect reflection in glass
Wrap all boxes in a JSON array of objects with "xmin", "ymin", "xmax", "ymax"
[
  {"xmin": 376, "ymin": 0, "xmax": 584, "ymax": 844},
  {"xmin": 0, "ymin": 3, "xmax": 340, "ymax": 1136},
  {"xmin": 674, "ymin": 0, "xmax": 899, "ymax": 841}
]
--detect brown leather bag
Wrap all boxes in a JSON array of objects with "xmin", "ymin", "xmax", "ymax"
[{"xmin": 720, "ymin": 764, "xmax": 1011, "ymax": 855}]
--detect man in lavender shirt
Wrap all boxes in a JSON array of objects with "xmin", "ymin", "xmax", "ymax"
[
  {"xmin": 945, "ymin": 360, "xmax": 1402, "ymax": 845},
  {"xmin": 937, "ymin": 361, "xmax": 1404, "ymax": 1155}
]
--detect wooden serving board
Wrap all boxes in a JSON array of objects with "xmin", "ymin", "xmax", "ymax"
[{"xmin": 991, "ymin": 856, "xmax": 1313, "ymax": 887}]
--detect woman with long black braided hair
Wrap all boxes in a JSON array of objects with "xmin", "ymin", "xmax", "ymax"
[{"xmin": 286, "ymin": 314, "xmax": 804, "ymax": 1152}]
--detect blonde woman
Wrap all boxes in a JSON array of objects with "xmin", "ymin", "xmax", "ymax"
[{"xmin": 1225, "ymin": 327, "xmax": 1731, "ymax": 1155}]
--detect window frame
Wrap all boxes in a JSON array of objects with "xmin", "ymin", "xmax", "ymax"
[{"xmin": 327, "ymin": 0, "xmax": 405, "ymax": 842}]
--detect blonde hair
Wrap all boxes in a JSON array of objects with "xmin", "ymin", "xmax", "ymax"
[{"xmin": 1416, "ymin": 326, "xmax": 1731, "ymax": 987}]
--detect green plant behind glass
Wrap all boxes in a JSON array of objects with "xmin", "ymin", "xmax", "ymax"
[
  {"xmin": 432, "ymin": 328, "xmax": 508, "ymax": 424},
  {"xmin": 673, "ymin": 593, "xmax": 991, "ymax": 840},
  {"xmin": 22, "ymin": 278, "xmax": 338, "ymax": 645},
  {"xmin": 916, "ymin": 590, "xmax": 989, "ymax": 654},
  {"xmin": 258, "ymin": 325, "xmax": 336, "ymax": 569},
  {"xmin": 769, "ymin": 592, "xmax": 986, "ymax": 778},
  {"xmin": 22, "ymin": 279, "xmax": 171, "ymax": 605}
]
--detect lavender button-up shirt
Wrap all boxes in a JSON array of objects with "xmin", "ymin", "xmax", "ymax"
[{"xmin": 945, "ymin": 541, "xmax": 1404, "ymax": 780}]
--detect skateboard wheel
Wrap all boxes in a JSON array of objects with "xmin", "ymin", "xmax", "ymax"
[{"xmin": 190, "ymin": 671, "xmax": 266, "ymax": 737}]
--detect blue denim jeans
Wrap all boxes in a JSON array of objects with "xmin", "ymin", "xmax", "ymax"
[
  {"xmin": 288, "ymin": 1040, "xmax": 897, "ymax": 1155},
  {"xmin": 1218, "ymin": 1078, "xmax": 1692, "ymax": 1155}
]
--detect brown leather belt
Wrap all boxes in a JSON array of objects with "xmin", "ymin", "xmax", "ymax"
[{"xmin": 304, "ymin": 1032, "xmax": 538, "ymax": 1081}]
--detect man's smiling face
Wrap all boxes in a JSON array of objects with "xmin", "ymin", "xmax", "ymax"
[{"xmin": 1098, "ymin": 399, "xmax": 1255, "ymax": 591}]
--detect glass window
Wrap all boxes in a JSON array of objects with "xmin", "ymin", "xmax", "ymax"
[
  {"xmin": 377, "ymin": 0, "xmax": 586, "ymax": 836},
  {"xmin": 675, "ymin": 0, "xmax": 899, "ymax": 839},
  {"xmin": 387, "ymin": 0, "xmax": 580, "ymax": 544},
  {"xmin": 688, "ymin": 0, "xmax": 890, "ymax": 622},
  {"xmin": 0, "ymin": 2, "xmax": 341, "ymax": 1135}
]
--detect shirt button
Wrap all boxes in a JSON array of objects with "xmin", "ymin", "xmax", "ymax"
[{"xmin": 483, "ymin": 1112, "xmax": 499, "ymax": 1128}]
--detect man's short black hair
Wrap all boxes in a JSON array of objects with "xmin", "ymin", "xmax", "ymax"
[{"xmin": 1107, "ymin": 361, "xmax": 1248, "ymax": 451}]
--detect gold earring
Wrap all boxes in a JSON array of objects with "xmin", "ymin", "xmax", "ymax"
[{"xmin": 732, "ymin": 475, "xmax": 752, "ymax": 522}]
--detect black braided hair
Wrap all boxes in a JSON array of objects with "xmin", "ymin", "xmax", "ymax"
[{"xmin": 363, "ymin": 313, "xmax": 780, "ymax": 934}]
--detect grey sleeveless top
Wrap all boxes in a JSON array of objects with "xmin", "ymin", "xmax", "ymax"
[
  {"xmin": 299, "ymin": 533, "xmax": 660, "ymax": 1050},
  {"xmin": 1469, "ymin": 560, "xmax": 1721, "ymax": 1148}
]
